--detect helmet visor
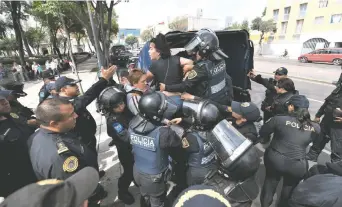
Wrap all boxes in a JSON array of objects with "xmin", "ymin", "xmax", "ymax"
[{"xmin": 184, "ymin": 36, "xmax": 202, "ymax": 53}]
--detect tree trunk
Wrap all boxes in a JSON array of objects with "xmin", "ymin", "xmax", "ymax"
[
  {"xmin": 86, "ymin": 38, "xmax": 94, "ymax": 53},
  {"xmin": 60, "ymin": 15, "xmax": 84, "ymax": 94},
  {"xmin": 104, "ymin": 1, "xmax": 114, "ymax": 66},
  {"xmin": 49, "ymin": 28, "xmax": 62, "ymax": 59},
  {"xmin": 19, "ymin": 22, "xmax": 33, "ymax": 57},
  {"xmin": 9, "ymin": 2, "xmax": 25, "ymax": 66},
  {"xmin": 258, "ymin": 32, "xmax": 264, "ymax": 56}
]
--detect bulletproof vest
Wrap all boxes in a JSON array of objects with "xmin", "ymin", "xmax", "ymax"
[
  {"xmin": 200, "ymin": 60, "xmax": 228, "ymax": 103},
  {"xmin": 264, "ymin": 78, "xmax": 277, "ymax": 104},
  {"xmin": 129, "ymin": 127, "xmax": 169, "ymax": 174},
  {"xmin": 38, "ymin": 84, "xmax": 50, "ymax": 103},
  {"xmin": 188, "ymin": 132, "xmax": 215, "ymax": 168}
]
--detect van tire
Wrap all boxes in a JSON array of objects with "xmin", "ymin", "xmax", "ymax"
[
  {"xmin": 300, "ymin": 57, "xmax": 308, "ymax": 63},
  {"xmin": 333, "ymin": 59, "xmax": 342, "ymax": 66}
]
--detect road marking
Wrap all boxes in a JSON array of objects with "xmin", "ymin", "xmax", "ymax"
[{"xmin": 307, "ymin": 98, "xmax": 324, "ymax": 104}]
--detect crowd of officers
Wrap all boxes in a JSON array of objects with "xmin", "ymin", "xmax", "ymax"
[{"xmin": 1, "ymin": 28, "xmax": 342, "ymax": 207}]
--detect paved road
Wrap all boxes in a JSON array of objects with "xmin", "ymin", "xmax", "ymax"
[{"xmin": 18, "ymin": 58, "xmax": 335, "ymax": 207}]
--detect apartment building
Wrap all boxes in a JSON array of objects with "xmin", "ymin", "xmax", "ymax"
[{"xmin": 262, "ymin": 0, "xmax": 342, "ymax": 57}]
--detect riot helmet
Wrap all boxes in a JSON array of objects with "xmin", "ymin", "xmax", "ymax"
[
  {"xmin": 185, "ymin": 28, "xmax": 228, "ymax": 59},
  {"xmin": 182, "ymin": 100, "xmax": 222, "ymax": 130},
  {"xmin": 138, "ymin": 92, "xmax": 179, "ymax": 123},
  {"xmin": 97, "ymin": 86, "xmax": 126, "ymax": 114}
]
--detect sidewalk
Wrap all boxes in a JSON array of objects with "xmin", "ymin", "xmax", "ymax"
[{"xmin": 254, "ymin": 59, "xmax": 341, "ymax": 84}]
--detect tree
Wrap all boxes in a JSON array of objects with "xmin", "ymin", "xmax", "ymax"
[
  {"xmin": 226, "ymin": 22, "xmax": 242, "ymax": 30},
  {"xmin": 251, "ymin": 17, "xmax": 277, "ymax": 55},
  {"xmin": 69, "ymin": 23, "xmax": 87, "ymax": 48},
  {"xmin": 0, "ymin": 1, "xmax": 26, "ymax": 66},
  {"xmin": 125, "ymin": 35, "xmax": 138, "ymax": 47},
  {"xmin": 140, "ymin": 29, "xmax": 153, "ymax": 42},
  {"xmin": 262, "ymin": 7, "xmax": 267, "ymax": 17},
  {"xmin": 241, "ymin": 20, "xmax": 249, "ymax": 32},
  {"xmin": 0, "ymin": 37, "xmax": 18, "ymax": 56},
  {"xmin": 25, "ymin": 27, "xmax": 46, "ymax": 55},
  {"xmin": 0, "ymin": 19, "xmax": 12, "ymax": 38},
  {"xmin": 169, "ymin": 16, "xmax": 188, "ymax": 32}
]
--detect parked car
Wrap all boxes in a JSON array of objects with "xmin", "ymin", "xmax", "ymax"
[
  {"xmin": 110, "ymin": 45, "xmax": 133, "ymax": 67},
  {"xmin": 298, "ymin": 48, "xmax": 342, "ymax": 65}
]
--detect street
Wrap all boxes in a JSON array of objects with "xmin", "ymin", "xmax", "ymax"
[{"xmin": 18, "ymin": 58, "xmax": 338, "ymax": 207}]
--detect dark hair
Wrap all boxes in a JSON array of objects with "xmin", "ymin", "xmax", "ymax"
[
  {"xmin": 277, "ymin": 78, "xmax": 295, "ymax": 92},
  {"xmin": 128, "ymin": 69, "xmax": 145, "ymax": 85},
  {"xmin": 150, "ymin": 33, "xmax": 171, "ymax": 59},
  {"xmin": 120, "ymin": 71, "xmax": 129, "ymax": 78},
  {"xmin": 36, "ymin": 98, "xmax": 72, "ymax": 126},
  {"xmin": 293, "ymin": 107, "xmax": 313, "ymax": 130}
]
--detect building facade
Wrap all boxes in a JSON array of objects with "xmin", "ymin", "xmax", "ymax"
[{"xmin": 263, "ymin": 0, "xmax": 342, "ymax": 58}]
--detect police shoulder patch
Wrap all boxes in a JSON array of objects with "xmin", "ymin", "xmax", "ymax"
[
  {"xmin": 62, "ymin": 156, "xmax": 79, "ymax": 173},
  {"xmin": 112, "ymin": 122, "xmax": 124, "ymax": 134},
  {"xmin": 10, "ymin": 113, "xmax": 19, "ymax": 119},
  {"xmin": 187, "ymin": 70, "xmax": 198, "ymax": 80},
  {"xmin": 182, "ymin": 137, "xmax": 190, "ymax": 148}
]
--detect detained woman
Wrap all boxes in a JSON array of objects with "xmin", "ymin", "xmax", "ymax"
[
  {"xmin": 146, "ymin": 33, "xmax": 193, "ymax": 107},
  {"xmin": 126, "ymin": 69, "xmax": 149, "ymax": 115},
  {"xmin": 258, "ymin": 95, "xmax": 321, "ymax": 207}
]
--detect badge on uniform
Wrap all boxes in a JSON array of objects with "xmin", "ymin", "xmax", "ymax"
[
  {"xmin": 10, "ymin": 113, "xmax": 19, "ymax": 119},
  {"xmin": 63, "ymin": 156, "xmax": 79, "ymax": 173},
  {"xmin": 56, "ymin": 141, "xmax": 69, "ymax": 154},
  {"xmin": 39, "ymin": 92, "xmax": 45, "ymax": 98},
  {"xmin": 113, "ymin": 123, "xmax": 124, "ymax": 134},
  {"xmin": 182, "ymin": 137, "xmax": 190, "ymax": 148},
  {"xmin": 187, "ymin": 70, "xmax": 198, "ymax": 80},
  {"xmin": 241, "ymin": 102, "xmax": 250, "ymax": 107}
]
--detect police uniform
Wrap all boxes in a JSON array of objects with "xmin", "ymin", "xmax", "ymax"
[
  {"xmin": 165, "ymin": 59, "xmax": 233, "ymax": 106},
  {"xmin": 307, "ymin": 88, "xmax": 342, "ymax": 162},
  {"xmin": 259, "ymin": 114, "xmax": 320, "ymax": 207},
  {"xmin": 106, "ymin": 108, "xmax": 134, "ymax": 197},
  {"xmin": 27, "ymin": 128, "xmax": 106, "ymax": 204},
  {"xmin": 38, "ymin": 70, "xmax": 55, "ymax": 103},
  {"xmin": 182, "ymin": 131, "xmax": 216, "ymax": 186},
  {"xmin": 56, "ymin": 76, "xmax": 110, "ymax": 152},
  {"xmin": 271, "ymin": 90, "xmax": 298, "ymax": 116},
  {"xmin": 0, "ymin": 112, "xmax": 37, "ymax": 197}
]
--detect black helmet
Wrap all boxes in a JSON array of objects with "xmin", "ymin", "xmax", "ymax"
[
  {"xmin": 97, "ymin": 86, "xmax": 125, "ymax": 114},
  {"xmin": 138, "ymin": 92, "xmax": 179, "ymax": 122},
  {"xmin": 182, "ymin": 100, "xmax": 222, "ymax": 130},
  {"xmin": 0, "ymin": 81, "xmax": 27, "ymax": 97}
]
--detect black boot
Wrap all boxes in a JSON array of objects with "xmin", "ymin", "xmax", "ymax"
[{"xmin": 118, "ymin": 191, "xmax": 135, "ymax": 205}]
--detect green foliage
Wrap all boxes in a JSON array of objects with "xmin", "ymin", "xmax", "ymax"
[
  {"xmin": 225, "ymin": 20, "xmax": 249, "ymax": 32},
  {"xmin": 169, "ymin": 16, "xmax": 188, "ymax": 31},
  {"xmin": 25, "ymin": 27, "xmax": 46, "ymax": 50},
  {"xmin": 140, "ymin": 29, "xmax": 153, "ymax": 42},
  {"xmin": 241, "ymin": 20, "xmax": 249, "ymax": 32},
  {"xmin": 251, "ymin": 18, "xmax": 276, "ymax": 33},
  {"xmin": 125, "ymin": 36, "xmax": 138, "ymax": 47},
  {"xmin": 0, "ymin": 37, "xmax": 18, "ymax": 54}
]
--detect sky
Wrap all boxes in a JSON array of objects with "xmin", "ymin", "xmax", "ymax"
[{"xmin": 114, "ymin": 0, "xmax": 267, "ymax": 29}]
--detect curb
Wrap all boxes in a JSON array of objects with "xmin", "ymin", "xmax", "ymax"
[{"xmin": 256, "ymin": 71, "xmax": 334, "ymax": 85}]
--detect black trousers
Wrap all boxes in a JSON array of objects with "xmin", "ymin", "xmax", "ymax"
[
  {"xmin": 186, "ymin": 165, "xmax": 216, "ymax": 186},
  {"xmin": 308, "ymin": 119, "xmax": 342, "ymax": 162},
  {"xmin": 116, "ymin": 142, "xmax": 134, "ymax": 192},
  {"xmin": 260, "ymin": 148, "xmax": 308, "ymax": 207},
  {"xmin": 133, "ymin": 167, "xmax": 168, "ymax": 207}
]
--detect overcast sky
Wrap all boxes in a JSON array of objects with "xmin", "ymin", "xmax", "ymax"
[{"xmin": 114, "ymin": 0, "xmax": 267, "ymax": 29}]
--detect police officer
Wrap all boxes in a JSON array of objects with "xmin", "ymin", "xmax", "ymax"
[
  {"xmin": 38, "ymin": 69, "xmax": 56, "ymax": 103},
  {"xmin": 97, "ymin": 86, "xmax": 135, "ymax": 205},
  {"xmin": 55, "ymin": 66, "xmax": 116, "ymax": 155},
  {"xmin": 307, "ymin": 83, "xmax": 342, "ymax": 163},
  {"xmin": 258, "ymin": 95, "xmax": 320, "ymax": 207},
  {"xmin": 178, "ymin": 100, "xmax": 222, "ymax": 186},
  {"xmin": 28, "ymin": 98, "xmax": 107, "ymax": 205},
  {"xmin": 0, "ymin": 81, "xmax": 35, "ymax": 121},
  {"xmin": 129, "ymin": 92, "xmax": 183, "ymax": 207},
  {"xmin": 0, "ymin": 94, "xmax": 37, "ymax": 197},
  {"xmin": 231, "ymin": 101, "xmax": 261, "ymax": 144},
  {"xmin": 159, "ymin": 29, "xmax": 233, "ymax": 106},
  {"xmin": 248, "ymin": 67, "xmax": 288, "ymax": 124},
  {"xmin": 271, "ymin": 78, "xmax": 298, "ymax": 115}
]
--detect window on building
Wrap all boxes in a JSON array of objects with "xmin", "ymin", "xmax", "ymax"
[
  {"xmin": 298, "ymin": 3, "xmax": 308, "ymax": 18},
  {"xmin": 284, "ymin": 7, "xmax": 291, "ymax": 20},
  {"xmin": 273, "ymin": 9, "xmax": 279, "ymax": 21},
  {"xmin": 281, "ymin": 22, "xmax": 288, "ymax": 34},
  {"xmin": 319, "ymin": 0, "xmax": 328, "ymax": 8},
  {"xmin": 331, "ymin": 14, "xmax": 342, "ymax": 23},
  {"xmin": 295, "ymin": 20, "xmax": 304, "ymax": 33},
  {"xmin": 314, "ymin": 16, "xmax": 324, "ymax": 24}
]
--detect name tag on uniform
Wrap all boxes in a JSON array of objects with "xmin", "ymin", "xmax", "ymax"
[{"xmin": 130, "ymin": 133, "xmax": 156, "ymax": 151}]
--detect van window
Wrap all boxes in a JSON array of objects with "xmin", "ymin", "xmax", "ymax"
[{"xmin": 331, "ymin": 49, "xmax": 342, "ymax": 54}]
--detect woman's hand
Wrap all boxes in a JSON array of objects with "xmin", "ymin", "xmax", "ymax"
[
  {"xmin": 169, "ymin": 118, "xmax": 182, "ymax": 125},
  {"xmin": 181, "ymin": 92, "xmax": 194, "ymax": 100},
  {"xmin": 159, "ymin": 83, "xmax": 166, "ymax": 92}
]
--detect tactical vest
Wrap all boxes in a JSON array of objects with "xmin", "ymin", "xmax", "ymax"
[
  {"xmin": 38, "ymin": 84, "xmax": 50, "ymax": 103},
  {"xmin": 188, "ymin": 132, "xmax": 216, "ymax": 168},
  {"xmin": 129, "ymin": 127, "xmax": 169, "ymax": 174},
  {"xmin": 199, "ymin": 60, "xmax": 228, "ymax": 104}
]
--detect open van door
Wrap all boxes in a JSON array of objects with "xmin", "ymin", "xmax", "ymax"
[{"xmin": 165, "ymin": 29, "xmax": 253, "ymax": 102}]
